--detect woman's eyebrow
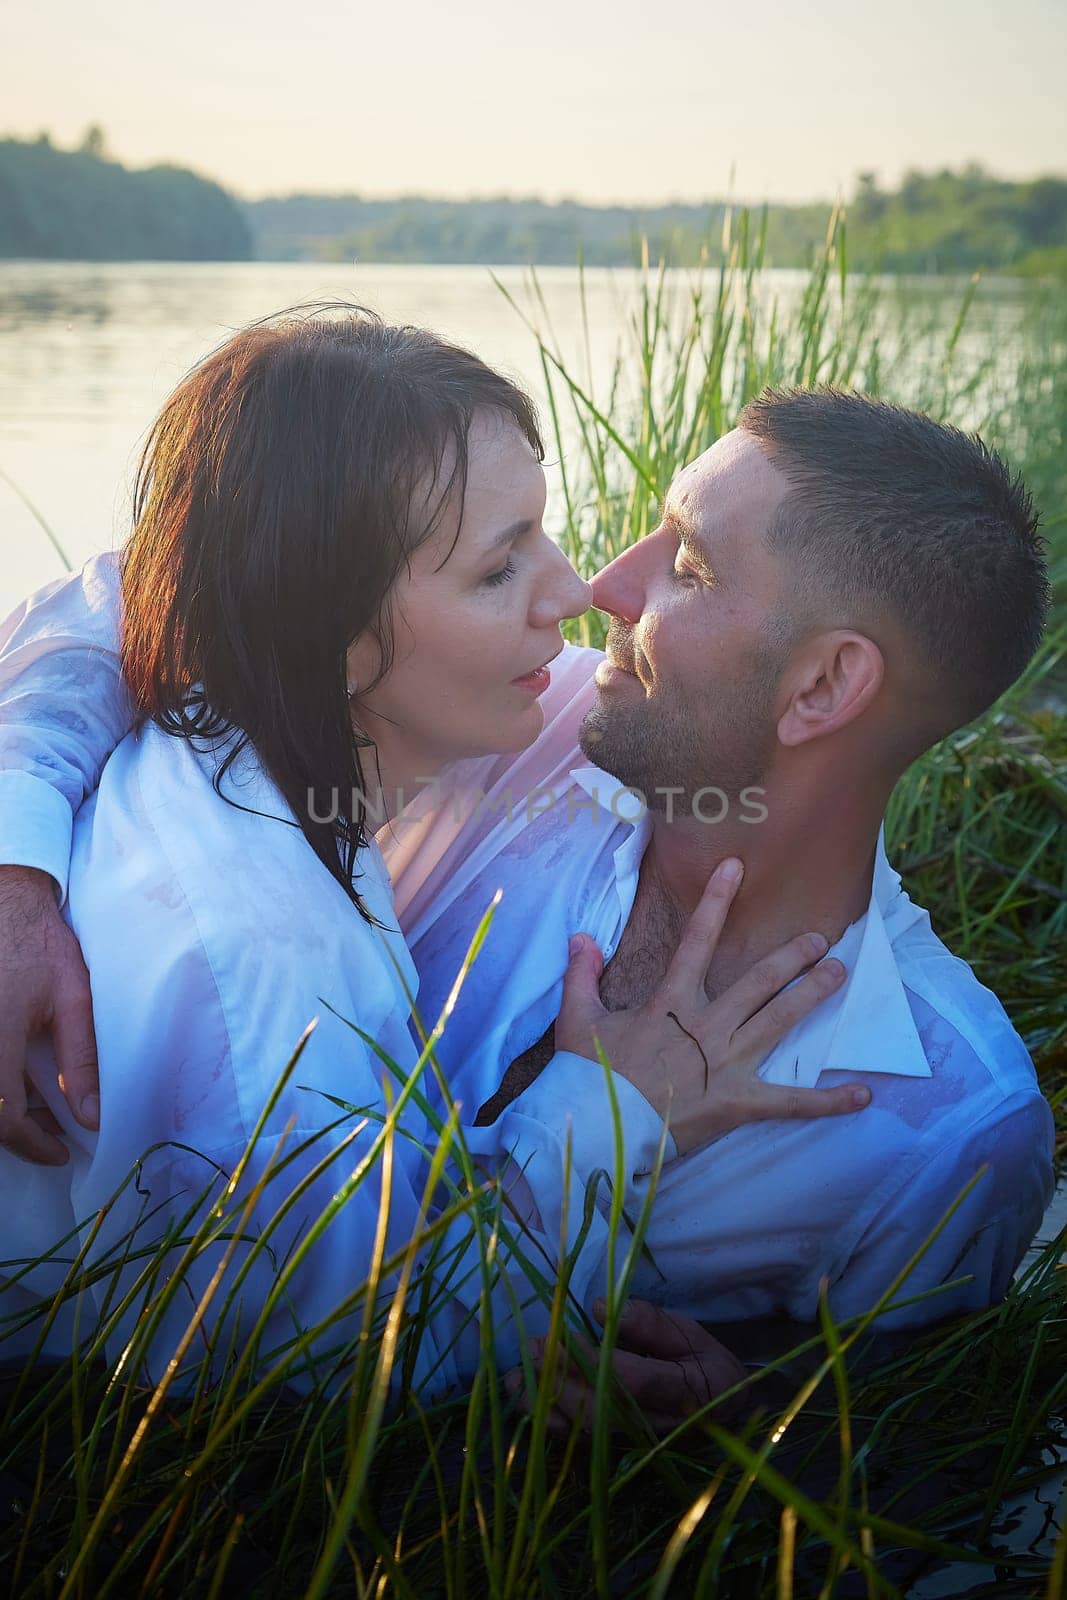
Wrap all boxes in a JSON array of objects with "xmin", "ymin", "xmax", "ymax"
[{"xmin": 486, "ymin": 518, "xmax": 533, "ymax": 551}]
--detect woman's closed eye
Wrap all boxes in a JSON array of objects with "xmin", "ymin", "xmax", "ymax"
[{"xmin": 483, "ymin": 557, "xmax": 518, "ymax": 588}]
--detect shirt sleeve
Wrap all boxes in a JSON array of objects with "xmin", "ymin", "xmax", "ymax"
[
  {"xmin": 826, "ymin": 1092, "xmax": 1056, "ymax": 1330},
  {"xmin": 506, "ymin": 1049, "xmax": 678, "ymax": 1179},
  {"xmin": 0, "ymin": 552, "xmax": 131, "ymax": 899}
]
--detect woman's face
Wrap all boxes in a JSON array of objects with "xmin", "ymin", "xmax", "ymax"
[{"xmin": 348, "ymin": 410, "xmax": 592, "ymax": 788}]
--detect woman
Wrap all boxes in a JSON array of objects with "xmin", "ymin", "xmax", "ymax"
[{"xmin": 0, "ymin": 306, "xmax": 861, "ymax": 1394}]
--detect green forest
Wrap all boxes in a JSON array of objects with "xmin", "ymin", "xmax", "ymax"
[
  {"xmin": 2, "ymin": 131, "xmax": 1066, "ymax": 273},
  {"xmin": 0, "ymin": 132, "xmax": 251, "ymax": 261},
  {"xmin": 248, "ymin": 168, "xmax": 1067, "ymax": 274}
]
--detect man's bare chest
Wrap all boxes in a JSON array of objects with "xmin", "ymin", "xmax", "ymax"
[{"xmin": 596, "ymin": 891, "xmax": 680, "ymax": 1012}]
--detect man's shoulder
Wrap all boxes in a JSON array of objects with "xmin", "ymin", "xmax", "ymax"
[{"xmin": 893, "ymin": 912, "xmax": 1040, "ymax": 1108}]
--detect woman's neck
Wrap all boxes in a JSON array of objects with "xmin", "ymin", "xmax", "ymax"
[{"xmin": 355, "ymin": 747, "xmax": 441, "ymax": 828}]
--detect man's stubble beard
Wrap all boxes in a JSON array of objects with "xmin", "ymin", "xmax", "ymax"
[{"xmin": 579, "ymin": 626, "xmax": 789, "ymax": 813}]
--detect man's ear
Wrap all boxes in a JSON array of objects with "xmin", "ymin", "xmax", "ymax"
[{"xmin": 777, "ymin": 631, "xmax": 884, "ymax": 748}]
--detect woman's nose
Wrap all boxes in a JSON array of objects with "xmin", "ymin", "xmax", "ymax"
[{"xmin": 529, "ymin": 542, "xmax": 593, "ymax": 627}]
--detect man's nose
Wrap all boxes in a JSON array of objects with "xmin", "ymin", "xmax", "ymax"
[{"xmin": 589, "ymin": 542, "xmax": 648, "ymax": 624}]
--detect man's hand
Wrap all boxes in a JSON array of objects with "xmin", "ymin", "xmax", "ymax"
[
  {"xmin": 506, "ymin": 1298, "xmax": 749, "ymax": 1436},
  {"xmin": 0, "ymin": 865, "xmax": 98, "ymax": 1164}
]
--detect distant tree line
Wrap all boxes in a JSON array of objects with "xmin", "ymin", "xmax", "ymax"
[
  {"xmin": 247, "ymin": 193, "xmax": 731, "ymax": 267},
  {"xmin": 847, "ymin": 166, "xmax": 1067, "ymax": 274},
  {"xmin": 247, "ymin": 169, "xmax": 1067, "ymax": 275},
  {"xmin": 0, "ymin": 130, "xmax": 251, "ymax": 261},
  {"xmin": 246, "ymin": 193, "xmax": 827, "ymax": 269},
  {"xmin": 1, "ymin": 131, "xmax": 1064, "ymax": 274}
]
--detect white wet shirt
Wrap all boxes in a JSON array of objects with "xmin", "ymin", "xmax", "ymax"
[
  {"xmin": 0, "ymin": 559, "xmax": 667, "ymax": 1391},
  {"xmin": 385, "ymin": 650, "xmax": 1056, "ymax": 1329},
  {"xmin": 0, "ymin": 556, "xmax": 1056, "ymax": 1338}
]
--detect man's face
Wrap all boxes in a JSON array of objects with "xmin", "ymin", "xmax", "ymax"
[{"xmin": 579, "ymin": 429, "xmax": 797, "ymax": 809}]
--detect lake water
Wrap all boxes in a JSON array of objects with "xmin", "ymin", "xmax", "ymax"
[{"xmin": 0, "ymin": 259, "xmax": 1040, "ymax": 614}]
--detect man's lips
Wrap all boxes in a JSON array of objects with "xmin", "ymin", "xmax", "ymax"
[
  {"xmin": 602, "ymin": 624, "xmax": 644, "ymax": 684},
  {"xmin": 606, "ymin": 652, "xmax": 637, "ymax": 675},
  {"xmin": 595, "ymin": 654, "xmax": 641, "ymax": 690}
]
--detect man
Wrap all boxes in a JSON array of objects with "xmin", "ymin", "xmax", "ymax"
[
  {"xmin": 0, "ymin": 390, "xmax": 1055, "ymax": 1421},
  {"xmin": 382, "ymin": 389, "xmax": 1055, "ymax": 1332}
]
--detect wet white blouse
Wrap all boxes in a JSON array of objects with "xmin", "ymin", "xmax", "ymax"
[{"xmin": 0, "ymin": 558, "xmax": 667, "ymax": 1391}]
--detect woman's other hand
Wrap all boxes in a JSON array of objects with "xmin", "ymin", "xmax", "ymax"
[
  {"xmin": 506, "ymin": 1297, "xmax": 749, "ymax": 1436},
  {"xmin": 0, "ymin": 866, "xmax": 99, "ymax": 1163},
  {"xmin": 554, "ymin": 858, "xmax": 870, "ymax": 1154}
]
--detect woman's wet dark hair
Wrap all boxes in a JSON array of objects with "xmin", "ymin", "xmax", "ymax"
[{"xmin": 121, "ymin": 303, "xmax": 544, "ymax": 920}]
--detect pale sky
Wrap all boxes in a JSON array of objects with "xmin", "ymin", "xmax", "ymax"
[{"xmin": 3, "ymin": 0, "xmax": 1065, "ymax": 204}]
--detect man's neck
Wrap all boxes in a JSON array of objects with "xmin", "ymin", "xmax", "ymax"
[{"xmin": 639, "ymin": 770, "xmax": 890, "ymax": 995}]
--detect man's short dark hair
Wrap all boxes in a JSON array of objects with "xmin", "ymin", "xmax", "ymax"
[{"xmin": 738, "ymin": 388, "xmax": 1049, "ymax": 731}]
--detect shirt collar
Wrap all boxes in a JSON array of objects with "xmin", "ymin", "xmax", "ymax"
[
  {"xmin": 769, "ymin": 857, "xmax": 932, "ymax": 1088},
  {"xmin": 569, "ymin": 764, "xmax": 931, "ymax": 1089}
]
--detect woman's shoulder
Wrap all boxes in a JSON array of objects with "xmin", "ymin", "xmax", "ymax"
[
  {"xmin": 79, "ymin": 718, "xmax": 408, "ymax": 948},
  {"xmin": 52, "ymin": 732, "xmax": 428, "ymax": 1266},
  {"xmin": 69, "ymin": 719, "xmax": 419, "ymax": 1150},
  {"xmin": 74, "ymin": 723, "xmax": 289, "ymax": 917}
]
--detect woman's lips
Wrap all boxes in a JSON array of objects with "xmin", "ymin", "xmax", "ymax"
[
  {"xmin": 511, "ymin": 665, "xmax": 552, "ymax": 695},
  {"xmin": 512, "ymin": 646, "xmax": 562, "ymax": 695}
]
